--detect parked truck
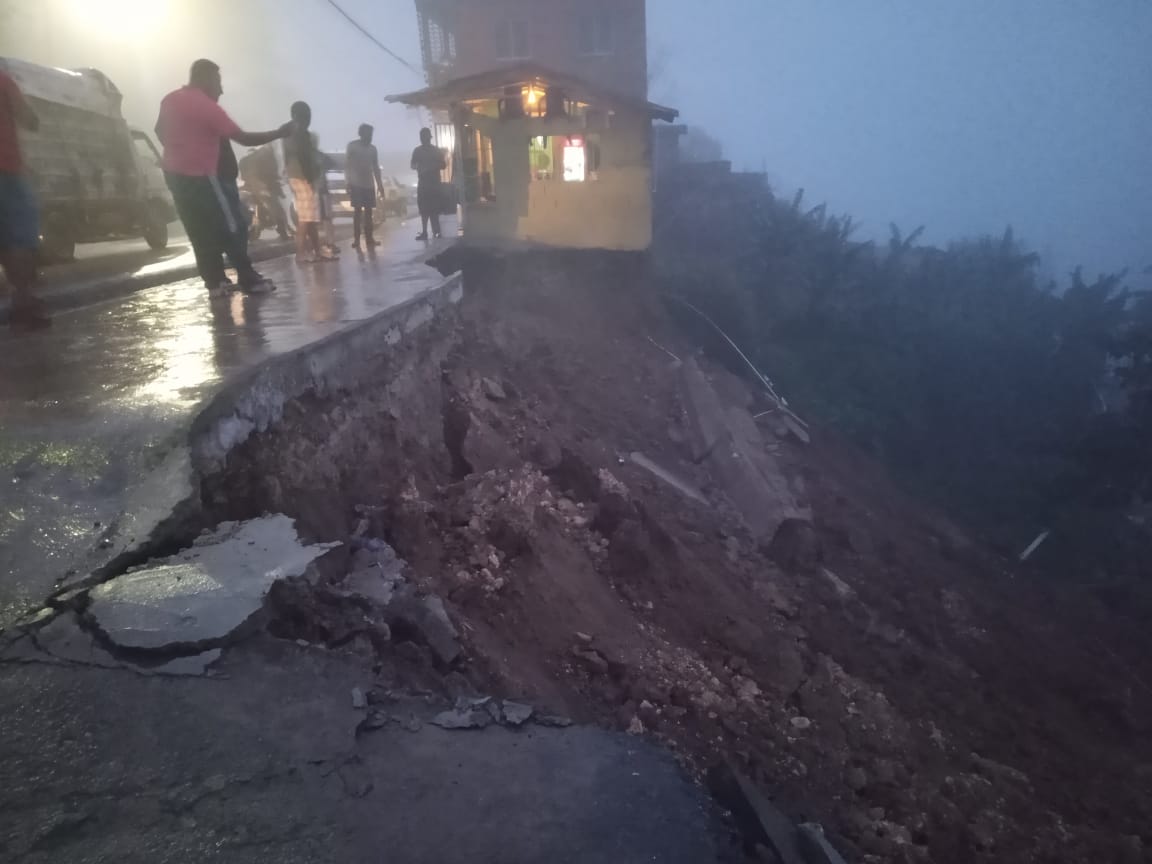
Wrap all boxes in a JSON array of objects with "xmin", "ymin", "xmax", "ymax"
[{"xmin": 0, "ymin": 57, "xmax": 176, "ymax": 261}]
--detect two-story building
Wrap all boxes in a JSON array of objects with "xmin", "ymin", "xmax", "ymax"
[
  {"xmin": 414, "ymin": 0, "xmax": 648, "ymax": 97},
  {"xmin": 403, "ymin": 1, "xmax": 673, "ymax": 253}
]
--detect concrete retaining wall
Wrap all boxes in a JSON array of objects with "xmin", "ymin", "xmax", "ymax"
[{"xmin": 190, "ymin": 273, "xmax": 463, "ymax": 475}]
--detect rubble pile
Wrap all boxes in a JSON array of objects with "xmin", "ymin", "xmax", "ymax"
[{"xmin": 213, "ymin": 255, "xmax": 1152, "ymax": 864}]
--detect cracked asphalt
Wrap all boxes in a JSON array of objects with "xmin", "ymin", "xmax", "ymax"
[
  {"xmin": 0, "ymin": 223, "xmax": 452, "ymax": 629},
  {"xmin": 0, "ymin": 239, "xmax": 739, "ymax": 861},
  {"xmin": 0, "ymin": 637, "xmax": 735, "ymax": 863}
]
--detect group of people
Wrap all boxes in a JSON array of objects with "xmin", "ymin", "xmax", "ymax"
[
  {"xmin": 0, "ymin": 58, "xmax": 452, "ymax": 328},
  {"xmin": 154, "ymin": 59, "xmax": 356, "ymax": 294},
  {"xmin": 156, "ymin": 59, "xmax": 449, "ymax": 296}
]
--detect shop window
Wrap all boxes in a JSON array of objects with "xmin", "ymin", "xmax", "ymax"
[
  {"xmin": 496, "ymin": 18, "xmax": 530, "ymax": 60},
  {"xmin": 578, "ymin": 10, "xmax": 612, "ymax": 55},
  {"xmin": 530, "ymin": 136, "xmax": 554, "ymax": 181},
  {"xmin": 563, "ymin": 136, "xmax": 587, "ymax": 183}
]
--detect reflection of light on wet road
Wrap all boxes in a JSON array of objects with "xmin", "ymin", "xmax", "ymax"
[
  {"xmin": 130, "ymin": 287, "xmax": 217, "ymax": 409},
  {"xmin": 229, "ymin": 292, "xmax": 247, "ymax": 327},
  {"xmin": 132, "ymin": 248, "xmax": 197, "ymax": 279},
  {"xmin": 0, "ymin": 221, "xmax": 456, "ymax": 629}
]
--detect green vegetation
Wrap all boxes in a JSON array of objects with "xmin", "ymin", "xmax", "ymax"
[{"xmin": 656, "ymin": 173, "xmax": 1150, "ymax": 578}]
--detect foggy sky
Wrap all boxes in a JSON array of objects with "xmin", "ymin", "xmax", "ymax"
[
  {"xmin": 649, "ymin": 0, "xmax": 1152, "ymax": 283},
  {"xmin": 3, "ymin": 0, "xmax": 1149, "ymax": 281}
]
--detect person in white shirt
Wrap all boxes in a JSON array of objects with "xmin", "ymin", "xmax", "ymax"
[{"xmin": 346, "ymin": 124, "xmax": 383, "ymax": 250}]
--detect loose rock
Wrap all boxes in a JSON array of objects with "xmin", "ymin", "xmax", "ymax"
[
  {"xmin": 763, "ymin": 518, "xmax": 821, "ymax": 572},
  {"xmin": 501, "ymin": 701, "xmax": 534, "ymax": 726},
  {"xmin": 430, "ymin": 708, "xmax": 490, "ymax": 730},
  {"xmin": 846, "ymin": 766, "xmax": 868, "ymax": 792},
  {"xmin": 573, "ymin": 645, "xmax": 610, "ymax": 675},
  {"xmin": 536, "ymin": 714, "xmax": 573, "ymax": 728},
  {"xmin": 385, "ymin": 590, "xmax": 461, "ymax": 665},
  {"xmin": 482, "ymin": 377, "xmax": 507, "ymax": 401}
]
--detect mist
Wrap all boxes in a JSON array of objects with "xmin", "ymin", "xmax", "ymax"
[
  {"xmin": 649, "ymin": 0, "xmax": 1152, "ymax": 283},
  {"xmin": 0, "ymin": 0, "xmax": 429, "ymax": 172},
  {"xmin": 2, "ymin": 0, "xmax": 1149, "ymax": 279}
]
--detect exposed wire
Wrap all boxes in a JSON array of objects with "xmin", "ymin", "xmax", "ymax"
[
  {"xmin": 645, "ymin": 335, "xmax": 681, "ymax": 363},
  {"xmin": 321, "ymin": 0, "xmax": 423, "ymax": 77}
]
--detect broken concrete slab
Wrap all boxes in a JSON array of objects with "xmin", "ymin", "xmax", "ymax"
[
  {"xmin": 501, "ymin": 701, "xmax": 534, "ymax": 726},
  {"xmin": 87, "ymin": 516, "xmax": 337, "ymax": 653},
  {"xmin": 385, "ymin": 589, "xmax": 461, "ymax": 665},
  {"xmin": 679, "ymin": 359, "xmax": 807, "ymax": 540},
  {"xmin": 728, "ymin": 767, "xmax": 805, "ymax": 864},
  {"xmin": 340, "ymin": 567, "xmax": 405, "ymax": 607},
  {"xmin": 431, "ymin": 708, "xmax": 491, "ymax": 730}
]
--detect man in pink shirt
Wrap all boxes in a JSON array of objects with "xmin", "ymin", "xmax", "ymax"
[{"xmin": 156, "ymin": 59, "xmax": 293, "ymax": 296}]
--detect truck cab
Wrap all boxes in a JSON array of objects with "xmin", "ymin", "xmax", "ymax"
[{"xmin": 0, "ymin": 57, "xmax": 177, "ymax": 261}]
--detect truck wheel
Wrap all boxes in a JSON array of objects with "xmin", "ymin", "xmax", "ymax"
[
  {"xmin": 143, "ymin": 202, "xmax": 170, "ymax": 250},
  {"xmin": 39, "ymin": 213, "xmax": 76, "ymax": 263}
]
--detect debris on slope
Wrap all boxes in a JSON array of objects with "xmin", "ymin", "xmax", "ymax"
[{"xmin": 208, "ymin": 253, "xmax": 1152, "ymax": 864}]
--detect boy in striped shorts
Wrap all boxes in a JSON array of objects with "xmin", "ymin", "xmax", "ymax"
[{"xmin": 284, "ymin": 101, "xmax": 335, "ymax": 264}]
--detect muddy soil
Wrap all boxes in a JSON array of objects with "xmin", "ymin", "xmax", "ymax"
[{"xmin": 208, "ymin": 251, "xmax": 1152, "ymax": 864}]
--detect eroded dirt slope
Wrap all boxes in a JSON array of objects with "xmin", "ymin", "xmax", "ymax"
[{"xmin": 210, "ymin": 251, "xmax": 1152, "ymax": 864}]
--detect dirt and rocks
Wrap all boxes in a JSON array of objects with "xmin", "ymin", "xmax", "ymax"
[{"xmin": 208, "ymin": 251, "xmax": 1152, "ymax": 864}]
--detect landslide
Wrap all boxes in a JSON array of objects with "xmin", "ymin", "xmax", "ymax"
[{"xmin": 209, "ymin": 250, "xmax": 1152, "ymax": 864}]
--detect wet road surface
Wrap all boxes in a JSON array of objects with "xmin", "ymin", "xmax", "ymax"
[
  {"xmin": 2, "ymin": 223, "xmax": 300, "ymax": 317},
  {"xmin": 0, "ymin": 636, "xmax": 736, "ymax": 863},
  {"xmin": 0, "ymin": 221, "xmax": 455, "ymax": 627}
]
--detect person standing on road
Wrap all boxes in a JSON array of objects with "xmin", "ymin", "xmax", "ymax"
[
  {"xmin": 346, "ymin": 123, "xmax": 383, "ymax": 251},
  {"xmin": 317, "ymin": 149, "xmax": 341, "ymax": 259},
  {"xmin": 0, "ymin": 68, "xmax": 49, "ymax": 329},
  {"xmin": 155, "ymin": 59, "xmax": 292, "ymax": 297},
  {"xmin": 216, "ymin": 138, "xmax": 251, "ymax": 289},
  {"xmin": 283, "ymin": 101, "xmax": 333, "ymax": 264},
  {"xmin": 411, "ymin": 127, "xmax": 446, "ymax": 241}
]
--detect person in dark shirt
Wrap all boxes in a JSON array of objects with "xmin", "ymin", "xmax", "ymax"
[
  {"xmin": 411, "ymin": 127, "xmax": 446, "ymax": 241},
  {"xmin": 0, "ymin": 68, "xmax": 48, "ymax": 329},
  {"xmin": 215, "ymin": 134, "xmax": 270, "ymax": 290},
  {"xmin": 155, "ymin": 59, "xmax": 292, "ymax": 297}
]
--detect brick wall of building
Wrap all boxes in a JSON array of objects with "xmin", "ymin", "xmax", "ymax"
[{"xmin": 419, "ymin": 0, "xmax": 648, "ymax": 98}]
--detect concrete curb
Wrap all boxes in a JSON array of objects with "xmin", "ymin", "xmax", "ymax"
[
  {"xmin": 44, "ymin": 267, "xmax": 463, "ymax": 609},
  {"xmin": 190, "ymin": 271, "xmax": 464, "ymax": 474}
]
